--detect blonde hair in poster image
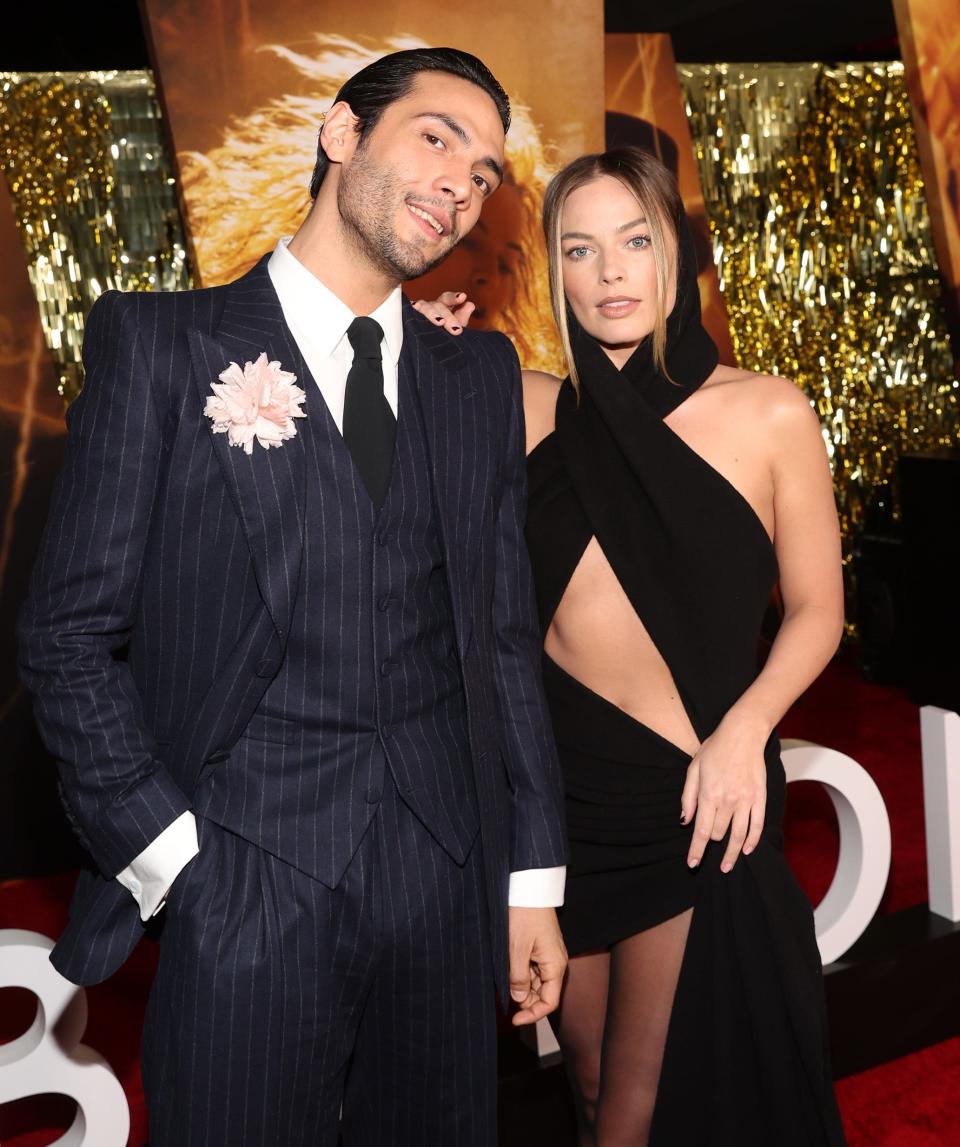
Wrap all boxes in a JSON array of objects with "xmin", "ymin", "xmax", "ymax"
[
  {"xmin": 176, "ymin": 35, "xmax": 567, "ymax": 374},
  {"xmin": 896, "ymin": 0, "xmax": 960, "ymax": 359}
]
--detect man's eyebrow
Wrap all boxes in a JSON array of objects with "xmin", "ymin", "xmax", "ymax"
[{"xmin": 415, "ymin": 112, "xmax": 503, "ymax": 187}]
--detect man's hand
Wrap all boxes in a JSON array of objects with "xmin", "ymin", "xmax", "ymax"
[{"xmin": 508, "ymin": 906, "xmax": 567, "ymax": 1026}]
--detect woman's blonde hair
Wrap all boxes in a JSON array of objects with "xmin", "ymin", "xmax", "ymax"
[{"xmin": 541, "ymin": 147, "xmax": 682, "ymax": 391}]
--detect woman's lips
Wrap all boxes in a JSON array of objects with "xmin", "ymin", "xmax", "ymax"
[{"xmin": 597, "ymin": 297, "xmax": 640, "ymax": 318}]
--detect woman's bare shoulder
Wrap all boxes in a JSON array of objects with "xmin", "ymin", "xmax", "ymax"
[
  {"xmin": 522, "ymin": 369, "xmax": 564, "ymax": 397},
  {"xmin": 521, "ymin": 370, "xmax": 563, "ymax": 454},
  {"xmin": 702, "ymin": 364, "xmax": 818, "ymax": 432}
]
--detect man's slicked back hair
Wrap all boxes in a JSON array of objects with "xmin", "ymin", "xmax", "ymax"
[{"xmin": 309, "ymin": 47, "xmax": 510, "ymax": 199}]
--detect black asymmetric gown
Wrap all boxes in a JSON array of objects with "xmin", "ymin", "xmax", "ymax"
[{"xmin": 525, "ymin": 372, "xmax": 847, "ymax": 1145}]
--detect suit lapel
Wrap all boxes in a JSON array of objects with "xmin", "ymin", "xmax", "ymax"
[
  {"xmin": 401, "ymin": 300, "xmax": 481, "ymax": 657},
  {"xmin": 188, "ymin": 257, "xmax": 307, "ymax": 643}
]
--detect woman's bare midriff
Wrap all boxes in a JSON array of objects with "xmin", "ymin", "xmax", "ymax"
[{"xmin": 544, "ymin": 537, "xmax": 701, "ymax": 756}]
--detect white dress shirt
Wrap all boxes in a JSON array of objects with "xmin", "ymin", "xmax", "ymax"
[{"xmin": 117, "ymin": 237, "xmax": 564, "ymax": 918}]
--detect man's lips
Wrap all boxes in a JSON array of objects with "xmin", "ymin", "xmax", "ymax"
[{"xmin": 406, "ymin": 201, "xmax": 452, "ymax": 239}]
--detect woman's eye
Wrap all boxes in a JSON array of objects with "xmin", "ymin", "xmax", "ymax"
[
  {"xmin": 565, "ymin": 246, "xmax": 590, "ymax": 260},
  {"xmin": 628, "ymin": 234, "xmax": 651, "ymax": 249}
]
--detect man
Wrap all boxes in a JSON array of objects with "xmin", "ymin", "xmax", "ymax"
[{"xmin": 18, "ymin": 48, "xmax": 568, "ymax": 1145}]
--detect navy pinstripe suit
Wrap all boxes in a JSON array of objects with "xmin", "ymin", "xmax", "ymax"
[{"xmin": 18, "ymin": 257, "xmax": 568, "ymax": 1144}]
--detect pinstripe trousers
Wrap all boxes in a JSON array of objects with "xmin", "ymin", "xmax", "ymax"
[{"xmin": 141, "ymin": 777, "xmax": 496, "ymax": 1146}]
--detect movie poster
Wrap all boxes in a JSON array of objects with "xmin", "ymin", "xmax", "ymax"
[
  {"xmin": 605, "ymin": 33, "xmax": 736, "ymax": 364},
  {"xmin": 0, "ymin": 175, "xmax": 70, "ymax": 873},
  {"xmin": 895, "ymin": 0, "xmax": 960, "ymax": 364},
  {"xmin": 0, "ymin": 177, "xmax": 63, "ymax": 656},
  {"xmin": 142, "ymin": 0, "xmax": 605, "ymax": 373}
]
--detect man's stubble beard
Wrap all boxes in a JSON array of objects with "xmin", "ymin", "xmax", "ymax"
[{"xmin": 337, "ymin": 143, "xmax": 460, "ymax": 283}]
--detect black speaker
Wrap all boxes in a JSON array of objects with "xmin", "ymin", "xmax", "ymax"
[
  {"xmin": 899, "ymin": 449, "xmax": 960, "ymax": 712},
  {"xmin": 854, "ymin": 530, "xmax": 908, "ymax": 685}
]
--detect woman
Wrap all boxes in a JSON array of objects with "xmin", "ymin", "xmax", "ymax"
[{"xmin": 417, "ymin": 147, "xmax": 846, "ymax": 1146}]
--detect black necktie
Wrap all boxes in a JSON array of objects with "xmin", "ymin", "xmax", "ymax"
[{"xmin": 342, "ymin": 316, "xmax": 396, "ymax": 510}]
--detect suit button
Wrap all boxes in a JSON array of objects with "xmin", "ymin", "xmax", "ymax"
[
  {"xmin": 255, "ymin": 657, "xmax": 279, "ymax": 678},
  {"xmin": 377, "ymin": 594, "xmax": 393, "ymax": 612},
  {"xmin": 366, "ymin": 786, "xmax": 382, "ymax": 803},
  {"xmin": 377, "ymin": 531, "xmax": 388, "ymax": 547},
  {"xmin": 380, "ymin": 659, "xmax": 397, "ymax": 677}
]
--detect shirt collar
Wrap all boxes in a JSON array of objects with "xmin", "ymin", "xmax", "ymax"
[{"xmin": 268, "ymin": 236, "xmax": 403, "ymax": 366}]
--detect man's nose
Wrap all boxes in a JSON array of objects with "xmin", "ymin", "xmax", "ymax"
[{"xmin": 434, "ymin": 160, "xmax": 473, "ymax": 206}]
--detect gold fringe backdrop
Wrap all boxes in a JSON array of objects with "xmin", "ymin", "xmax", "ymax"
[
  {"xmin": 1, "ymin": 60, "xmax": 958, "ymax": 516},
  {"xmin": 679, "ymin": 62, "xmax": 960, "ymax": 547},
  {"xmin": 0, "ymin": 71, "xmax": 190, "ymax": 402}
]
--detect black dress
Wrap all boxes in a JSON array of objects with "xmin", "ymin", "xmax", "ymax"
[{"xmin": 524, "ymin": 315, "xmax": 846, "ymax": 1140}]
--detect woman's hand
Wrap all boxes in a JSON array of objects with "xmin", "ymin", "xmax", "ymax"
[
  {"xmin": 411, "ymin": 290, "xmax": 475, "ymax": 335},
  {"xmin": 680, "ymin": 711, "xmax": 768, "ymax": 873}
]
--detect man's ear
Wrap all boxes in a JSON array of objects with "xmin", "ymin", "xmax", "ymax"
[{"xmin": 319, "ymin": 101, "xmax": 361, "ymax": 166}]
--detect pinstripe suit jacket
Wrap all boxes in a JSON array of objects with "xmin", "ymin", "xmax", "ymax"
[{"xmin": 18, "ymin": 257, "xmax": 568, "ymax": 990}]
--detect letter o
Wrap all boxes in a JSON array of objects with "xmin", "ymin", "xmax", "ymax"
[{"xmin": 782, "ymin": 740, "xmax": 892, "ymax": 965}]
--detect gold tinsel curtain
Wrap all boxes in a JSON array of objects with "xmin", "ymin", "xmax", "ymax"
[
  {"xmin": 0, "ymin": 71, "xmax": 191, "ymax": 401},
  {"xmin": 679, "ymin": 62, "xmax": 960, "ymax": 547},
  {"xmin": 1, "ymin": 63, "xmax": 957, "ymax": 537}
]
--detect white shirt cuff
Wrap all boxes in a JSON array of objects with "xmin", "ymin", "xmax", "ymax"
[
  {"xmin": 116, "ymin": 811, "xmax": 199, "ymax": 921},
  {"xmin": 508, "ymin": 866, "xmax": 566, "ymax": 908}
]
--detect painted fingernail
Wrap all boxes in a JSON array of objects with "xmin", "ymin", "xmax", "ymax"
[
  {"xmin": 680, "ymin": 812, "xmax": 687, "ymax": 824},
  {"xmin": 451, "ymin": 325, "xmax": 461, "ymax": 332},
  {"xmin": 433, "ymin": 316, "xmax": 444, "ymax": 323},
  {"xmin": 689, "ymin": 858, "xmax": 699, "ymax": 868},
  {"xmin": 721, "ymin": 862, "xmax": 732, "ymax": 873}
]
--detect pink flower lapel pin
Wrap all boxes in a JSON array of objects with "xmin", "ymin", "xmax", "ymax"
[{"xmin": 204, "ymin": 352, "xmax": 307, "ymax": 455}]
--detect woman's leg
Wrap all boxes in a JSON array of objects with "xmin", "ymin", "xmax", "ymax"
[
  {"xmin": 595, "ymin": 908, "xmax": 693, "ymax": 1147},
  {"xmin": 550, "ymin": 949, "xmax": 611, "ymax": 1146}
]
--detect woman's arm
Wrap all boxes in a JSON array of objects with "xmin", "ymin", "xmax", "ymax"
[
  {"xmin": 683, "ymin": 379, "xmax": 844, "ymax": 873},
  {"xmin": 520, "ymin": 370, "xmax": 562, "ymax": 455}
]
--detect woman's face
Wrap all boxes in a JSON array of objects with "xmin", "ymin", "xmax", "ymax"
[{"xmin": 559, "ymin": 175, "xmax": 676, "ymax": 367}]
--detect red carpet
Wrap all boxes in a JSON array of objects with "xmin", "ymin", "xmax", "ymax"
[
  {"xmin": 0, "ymin": 658, "xmax": 943, "ymax": 1145},
  {"xmin": 836, "ymin": 1037, "xmax": 960, "ymax": 1146},
  {"xmin": 781, "ymin": 657, "xmax": 927, "ymax": 916}
]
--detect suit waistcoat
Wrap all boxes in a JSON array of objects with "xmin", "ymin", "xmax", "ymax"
[{"xmin": 196, "ymin": 362, "xmax": 479, "ymax": 886}]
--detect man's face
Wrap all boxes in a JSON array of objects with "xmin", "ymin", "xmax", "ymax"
[{"xmin": 336, "ymin": 72, "xmax": 506, "ymax": 282}]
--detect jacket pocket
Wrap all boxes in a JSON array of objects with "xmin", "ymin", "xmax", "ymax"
[{"xmin": 241, "ymin": 712, "xmax": 297, "ymax": 746}]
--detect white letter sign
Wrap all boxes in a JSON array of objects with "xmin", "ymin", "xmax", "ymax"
[
  {"xmin": 0, "ymin": 929, "xmax": 129, "ymax": 1146},
  {"xmin": 920, "ymin": 706, "xmax": 960, "ymax": 922}
]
